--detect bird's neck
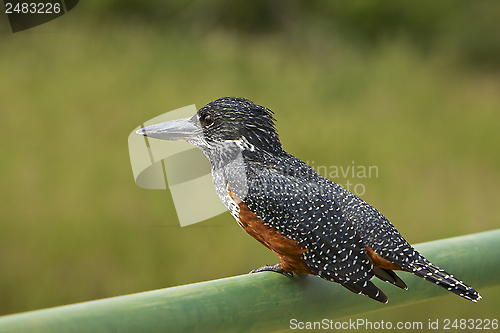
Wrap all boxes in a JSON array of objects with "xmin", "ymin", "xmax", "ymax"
[{"xmin": 193, "ymin": 137, "xmax": 285, "ymax": 170}]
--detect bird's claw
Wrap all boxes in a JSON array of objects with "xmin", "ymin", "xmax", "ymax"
[{"xmin": 249, "ymin": 263, "xmax": 294, "ymax": 278}]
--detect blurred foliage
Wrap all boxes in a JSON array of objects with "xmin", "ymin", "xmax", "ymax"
[
  {"xmin": 83, "ymin": 0, "xmax": 500, "ymax": 68},
  {"xmin": 0, "ymin": 0, "xmax": 499, "ymax": 329}
]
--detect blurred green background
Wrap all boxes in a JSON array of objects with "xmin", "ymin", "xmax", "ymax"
[{"xmin": 1, "ymin": 0, "xmax": 499, "ymax": 329}]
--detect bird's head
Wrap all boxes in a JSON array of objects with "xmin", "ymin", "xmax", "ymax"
[{"xmin": 137, "ymin": 97, "xmax": 283, "ymax": 160}]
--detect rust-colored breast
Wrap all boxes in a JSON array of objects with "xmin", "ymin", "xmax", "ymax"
[
  {"xmin": 228, "ymin": 187, "xmax": 315, "ymax": 275},
  {"xmin": 365, "ymin": 246, "xmax": 403, "ymax": 271}
]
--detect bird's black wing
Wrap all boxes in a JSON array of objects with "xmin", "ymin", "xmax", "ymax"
[{"xmin": 241, "ymin": 162, "xmax": 387, "ymax": 303}]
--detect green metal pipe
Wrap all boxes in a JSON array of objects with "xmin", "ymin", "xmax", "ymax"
[{"xmin": 1, "ymin": 229, "xmax": 499, "ymax": 333}]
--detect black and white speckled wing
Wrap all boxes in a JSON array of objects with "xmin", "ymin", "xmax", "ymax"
[
  {"xmin": 332, "ymin": 182, "xmax": 481, "ymax": 302},
  {"xmin": 335, "ymin": 190, "xmax": 419, "ymax": 270},
  {"xmin": 240, "ymin": 161, "xmax": 387, "ymax": 302}
]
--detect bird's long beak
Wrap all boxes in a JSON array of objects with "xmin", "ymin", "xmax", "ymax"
[{"xmin": 136, "ymin": 115, "xmax": 201, "ymax": 141}]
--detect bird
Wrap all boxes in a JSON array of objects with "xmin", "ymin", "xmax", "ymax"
[{"xmin": 137, "ymin": 97, "xmax": 481, "ymax": 303}]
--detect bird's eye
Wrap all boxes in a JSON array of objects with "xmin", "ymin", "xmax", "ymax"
[{"xmin": 202, "ymin": 114, "xmax": 213, "ymax": 126}]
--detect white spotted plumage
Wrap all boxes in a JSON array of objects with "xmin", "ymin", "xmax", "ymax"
[{"xmin": 185, "ymin": 97, "xmax": 481, "ymax": 303}]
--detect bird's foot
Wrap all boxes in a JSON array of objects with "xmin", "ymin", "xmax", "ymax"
[{"xmin": 249, "ymin": 263, "xmax": 293, "ymax": 278}]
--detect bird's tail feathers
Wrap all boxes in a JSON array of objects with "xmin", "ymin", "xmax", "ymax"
[
  {"xmin": 342, "ymin": 280, "xmax": 388, "ymax": 303},
  {"xmin": 373, "ymin": 268, "xmax": 408, "ymax": 290},
  {"xmin": 410, "ymin": 260, "xmax": 481, "ymax": 302}
]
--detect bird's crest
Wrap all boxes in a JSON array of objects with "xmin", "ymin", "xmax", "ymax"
[{"xmin": 197, "ymin": 97, "xmax": 282, "ymax": 154}]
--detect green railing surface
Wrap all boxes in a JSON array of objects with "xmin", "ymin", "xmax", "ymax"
[{"xmin": 1, "ymin": 229, "xmax": 499, "ymax": 333}]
